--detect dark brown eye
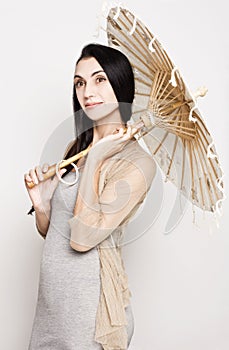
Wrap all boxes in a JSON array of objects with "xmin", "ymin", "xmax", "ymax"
[
  {"xmin": 96, "ymin": 76, "xmax": 106, "ymax": 83},
  {"xmin": 75, "ymin": 80, "xmax": 85, "ymax": 88}
]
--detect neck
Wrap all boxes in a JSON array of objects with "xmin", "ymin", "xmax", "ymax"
[{"xmin": 91, "ymin": 110, "xmax": 126, "ymax": 145}]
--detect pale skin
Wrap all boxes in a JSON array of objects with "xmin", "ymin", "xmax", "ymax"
[{"xmin": 24, "ymin": 57, "xmax": 137, "ymax": 249}]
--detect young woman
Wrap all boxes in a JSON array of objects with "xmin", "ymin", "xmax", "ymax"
[{"xmin": 24, "ymin": 43, "xmax": 156, "ymax": 350}]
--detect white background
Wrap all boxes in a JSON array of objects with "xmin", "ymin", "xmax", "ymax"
[{"xmin": 0, "ymin": 0, "xmax": 228, "ymax": 349}]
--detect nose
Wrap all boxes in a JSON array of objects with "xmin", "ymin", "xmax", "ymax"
[{"xmin": 84, "ymin": 80, "xmax": 96, "ymax": 99}]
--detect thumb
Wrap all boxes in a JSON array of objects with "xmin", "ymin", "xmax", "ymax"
[
  {"xmin": 52, "ymin": 168, "xmax": 67, "ymax": 186},
  {"xmin": 59, "ymin": 168, "xmax": 67, "ymax": 177}
]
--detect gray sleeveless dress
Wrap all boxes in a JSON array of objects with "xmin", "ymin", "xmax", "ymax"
[{"xmin": 28, "ymin": 170, "xmax": 134, "ymax": 349}]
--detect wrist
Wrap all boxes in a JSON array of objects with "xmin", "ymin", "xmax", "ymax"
[{"xmin": 34, "ymin": 202, "xmax": 51, "ymax": 214}]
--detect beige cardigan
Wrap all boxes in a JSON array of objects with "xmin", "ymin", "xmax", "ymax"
[{"xmin": 67, "ymin": 139, "xmax": 156, "ymax": 350}]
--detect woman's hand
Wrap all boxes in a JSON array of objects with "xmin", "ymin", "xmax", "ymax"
[
  {"xmin": 88, "ymin": 125, "xmax": 137, "ymax": 163},
  {"xmin": 24, "ymin": 163, "xmax": 66, "ymax": 212}
]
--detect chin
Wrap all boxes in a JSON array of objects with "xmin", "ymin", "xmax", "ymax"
[{"xmin": 85, "ymin": 103, "xmax": 119, "ymax": 122}]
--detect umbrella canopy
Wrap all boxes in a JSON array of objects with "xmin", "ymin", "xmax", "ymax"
[{"xmin": 106, "ymin": 6, "xmax": 225, "ymax": 215}]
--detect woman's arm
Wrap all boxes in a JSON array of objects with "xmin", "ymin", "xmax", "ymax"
[
  {"xmin": 34, "ymin": 204, "xmax": 51, "ymax": 239},
  {"xmin": 69, "ymin": 153, "xmax": 156, "ymax": 252},
  {"xmin": 25, "ymin": 161, "xmax": 66, "ymax": 239}
]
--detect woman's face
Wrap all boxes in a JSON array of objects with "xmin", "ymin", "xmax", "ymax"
[{"xmin": 74, "ymin": 57, "xmax": 119, "ymax": 122}]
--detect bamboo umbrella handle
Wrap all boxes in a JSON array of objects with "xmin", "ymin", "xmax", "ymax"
[
  {"xmin": 26, "ymin": 145, "xmax": 92, "ymax": 189},
  {"xmin": 26, "ymin": 120, "xmax": 144, "ymax": 189}
]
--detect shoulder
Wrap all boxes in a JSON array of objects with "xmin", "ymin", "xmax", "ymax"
[
  {"xmin": 102, "ymin": 139, "xmax": 157, "ymax": 188},
  {"xmin": 129, "ymin": 140, "xmax": 157, "ymax": 187},
  {"xmin": 119, "ymin": 139, "xmax": 156, "ymax": 170}
]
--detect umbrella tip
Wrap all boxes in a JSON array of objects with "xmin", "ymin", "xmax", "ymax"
[{"xmin": 193, "ymin": 86, "xmax": 208, "ymax": 99}]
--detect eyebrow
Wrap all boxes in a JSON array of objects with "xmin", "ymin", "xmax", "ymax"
[{"xmin": 74, "ymin": 70, "xmax": 105, "ymax": 80}]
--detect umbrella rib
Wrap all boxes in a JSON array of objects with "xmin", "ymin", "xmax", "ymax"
[
  {"xmin": 166, "ymin": 135, "xmax": 178, "ymax": 178},
  {"xmin": 152, "ymin": 130, "xmax": 169, "ymax": 155},
  {"xmin": 107, "ymin": 29, "xmax": 155, "ymax": 79},
  {"xmin": 111, "ymin": 15, "xmax": 157, "ymax": 74},
  {"xmin": 140, "ymin": 114, "xmax": 196, "ymax": 139},
  {"xmin": 164, "ymin": 128, "xmax": 195, "ymax": 140},
  {"xmin": 162, "ymin": 47, "xmax": 175, "ymax": 70},
  {"xmin": 157, "ymin": 122, "xmax": 196, "ymax": 134},
  {"xmin": 121, "ymin": 10, "xmax": 172, "ymax": 72},
  {"xmin": 159, "ymin": 116, "xmax": 189, "ymax": 121},
  {"xmin": 180, "ymin": 139, "xmax": 186, "ymax": 192},
  {"xmin": 170, "ymin": 111, "xmax": 190, "ymax": 191},
  {"xmin": 196, "ymin": 128, "xmax": 220, "ymax": 181},
  {"xmin": 187, "ymin": 141, "xmax": 195, "ymax": 203},
  {"xmin": 132, "ymin": 108, "xmax": 149, "ymax": 114},
  {"xmin": 134, "ymin": 30, "xmax": 165, "ymax": 71},
  {"xmin": 120, "ymin": 11, "xmax": 160, "ymax": 69},
  {"xmin": 137, "ymin": 18, "xmax": 173, "ymax": 71},
  {"xmin": 153, "ymin": 40, "xmax": 174, "ymax": 70},
  {"xmin": 150, "ymin": 70, "xmax": 162, "ymax": 102},
  {"xmin": 196, "ymin": 118, "xmax": 212, "ymax": 145},
  {"xmin": 157, "ymin": 78, "xmax": 172, "ymax": 101},
  {"xmin": 169, "ymin": 108, "xmax": 196, "ymax": 139},
  {"xmin": 197, "ymin": 131, "xmax": 222, "ymax": 198},
  {"xmin": 191, "ymin": 141, "xmax": 205, "ymax": 209},
  {"xmin": 151, "ymin": 70, "xmax": 177, "ymax": 102},
  {"xmin": 159, "ymin": 91, "xmax": 184, "ymax": 108},
  {"xmin": 168, "ymin": 115, "xmax": 193, "ymax": 122},
  {"xmin": 159, "ymin": 101, "xmax": 186, "ymax": 116},
  {"xmin": 195, "ymin": 137, "xmax": 216, "ymax": 208},
  {"xmin": 141, "ymin": 19, "xmax": 174, "ymax": 71},
  {"xmin": 134, "ymin": 21, "xmax": 168, "ymax": 71},
  {"xmin": 132, "ymin": 108, "xmax": 148, "ymax": 115},
  {"xmin": 163, "ymin": 111, "xmax": 190, "ymax": 120},
  {"xmin": 170, "ymin": 128, "xmax": 195, "ymax": 139},
  {"xmin": 154, "ymin": 71, "xmax": 171, "ymax": 100},
  {"xmin": 135, "ymin": 77, "xmax": 151, "ymax": 87},
  {"xmin": 159, "ymin": 86, "xmax": 179, "ymax": 104},
  {"xmin": 160, "ymin": 101, "xmax": 191, "ymax": 113},
  {"xmin": 190, "ymin": 110, "xmax": 212, "ymax": 137},
  {"xmin": 143, "ymin": 115, "xmax": 196, "ymax": 138},
  {"xmin": 135, "ymin": 91, "xmax": 152, "ymax": 97},
  {"xmin": 133, "ymin": 62, "xmax": 154, "ymax": 81},
  {"xmin": 197, "ymin": 132, "xmax": 221, "ymax": 202}
]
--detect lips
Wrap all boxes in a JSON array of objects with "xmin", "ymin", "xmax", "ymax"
[{"xmin": 85, "ymin": 102, "xmax": 103, "ymax": 108}]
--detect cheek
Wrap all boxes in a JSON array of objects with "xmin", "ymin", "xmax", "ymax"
[
  {"xmin": 75, "ymin": 90, "xmax": 83, "ymax": 103},
  {"xmin": 103, "ymin": 86, "xmax": 117, "ymax": 102}
]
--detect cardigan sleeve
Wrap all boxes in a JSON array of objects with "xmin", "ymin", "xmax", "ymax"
[{"xmin": 68, "ymin": 155, "xmax": 156, "ymax": 249}]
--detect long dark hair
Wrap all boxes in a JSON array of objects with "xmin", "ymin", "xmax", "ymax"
[
  {"xmin": 64, "ymin": 43, "xmax": 135, "ymax": 171},
  {"xmin": 27, "ymin": 43, "xmax": 135, "ymax": 215}
]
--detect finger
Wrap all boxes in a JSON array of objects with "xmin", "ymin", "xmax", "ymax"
[
  {"xmin": 42, "ymin": 163, "xmax": 49, "ymax": 173},
  {"xmin": 131, "ymin": 126, "xmax": 138, "ymax": 134},
  {"xmin": 113, "ymin": 127, "xmax": 124, "ymax": 135},
  {"xmin": 127, "ymin": 125, "xmax": 138, "ymax": 138},
  {"xmin": 35, "ymin": 166, "xmax": 44, "ymax": 182},
  {"xmin": 59, "ymin": 168, "xmax": 67, "ymax": 176},
  {"xmin": 24, "ymin": 173, "xmax": 32, "ymax": 183},
  {"xmin": 127, "ymin": 125, "xmax": 132, "ymax": 137},
  {"xmin": 121, "ymin": 126, "xmax": 131, "ymax": 140},
  {"xmin": 29, "ymin": 168, "xmax": 39, "ymax": 185},
  {"xmin": 55, "ymin": 167, "xmax": 67, "ymax": 177},
  {"xmin": 111, "ymin": 127, "xmax": 124, "ymax": 140},
  {"xmin": 52, "ymin": 168, "xmax": 67, "ymax": 186}
]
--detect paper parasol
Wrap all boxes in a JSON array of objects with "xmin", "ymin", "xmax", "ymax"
[{"xmin": 106, "ymin": 6, "xmax": 225, "ymax": 215}]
